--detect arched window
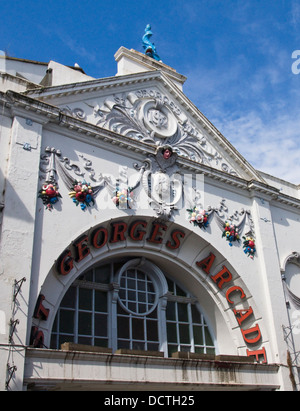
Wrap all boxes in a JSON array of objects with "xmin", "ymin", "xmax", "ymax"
[{"xmin": 50, "ymin": 258, "xmax": 216, "ymax": 357}]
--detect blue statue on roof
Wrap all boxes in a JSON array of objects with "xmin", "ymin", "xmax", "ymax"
[{"xmin": 142, "ymin": 24, "xmax": 161, "ymax": 61}]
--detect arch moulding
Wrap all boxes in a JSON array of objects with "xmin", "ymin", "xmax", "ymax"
[{"xmin": 31, "ymin": 216, "xmax": 269, "ymax": 363}]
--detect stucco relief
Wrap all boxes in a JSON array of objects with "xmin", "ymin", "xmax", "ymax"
[{"xmin": 60, "ymin": 89, "xmax": 238, "ymax": 176}]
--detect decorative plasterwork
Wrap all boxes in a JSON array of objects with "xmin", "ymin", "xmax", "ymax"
[
  {"xmin": 282, "ymin": 252, "xmax": 300, "ymax": 272},
  {"xmin": 60, "ymin": 89, "xmax": 239, "ymax": 177},
  {"xmin": 281, "ymin": 252, "xmax": 300, "ymax": 310},
  {"xmin": 2, "ymin": 91, "xmax": 300, "ymax": 211}
]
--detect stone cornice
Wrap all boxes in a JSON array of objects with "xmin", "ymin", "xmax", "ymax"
[
  {"xmin": 23, "ymin": 70, "xmax": 163, "ymax": 100},
  {"xmin": 1, "ymin": 90, "xmax": 300, "ymax": 211}
]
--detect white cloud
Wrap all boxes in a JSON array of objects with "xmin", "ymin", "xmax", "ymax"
[
  {"xmin": 182, "ymin": 45, "xmax": 300, "ymax": 185},
  {"xmin": 213, "ymin": 110, "xmax": 300, "ymax": 184}
]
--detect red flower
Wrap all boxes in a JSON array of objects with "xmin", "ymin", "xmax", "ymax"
[
  {"xmin": 75, "ymin": 192, "xmax": 86, "ymax": 202},
  {"xmin": 45, "ymin": 186, "xmax": 57, "ymax": 197}
]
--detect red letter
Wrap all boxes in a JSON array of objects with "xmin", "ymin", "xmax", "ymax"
[
  {"xmin": 166, "ymin": 230, "xmax": 185, "ymax": 250},
  {"xmin": 33, "ymin": 295, "xmax": 50, "ymax": 321},
  {"xmin": 241, "ymin": 324, "xmax": 262, "ymax": 344},
  {"xmin": 57, "ymin": 249, "xmax": 74, "ymax": 276},
  {"xmin": 233, "ymin": 307, "xmax": 254, "ymax": 326},
  {"xmin": 129, "ymin": 221, "xmax": 147, "ymax": 241},
  {"xmin": 147, "ymin": 222, "xmax": 167, "ymax": 244},
  {"xmin": 110, "ymin": 222, "xmax": 127, "ymax": 243},
  {"xmin": 92, "ymin": 227, "xmax": 108, "ymax": 249},
  {"xmin": 247, "ymin": 347, "xmax": 267, "ymax": 364},
  {"xmin": 30, "ymin": 326, "xmax": 45, "ymax": 348},
  {"xmin": 226, "ymin": 286, "xmax": 246, "ymax": 304},
  {"xmin": 196, "ymin": 253, "xmax": 216, "ymax": 275},
  {"xmin": 74, "ymin": 235, "xmax": 90, "ymax": 262},
  {"xmin": 211, "ymin": 266, "xmax": 233, "ymax": 290}
]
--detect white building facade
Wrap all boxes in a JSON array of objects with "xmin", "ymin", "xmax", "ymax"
[{"xmin": 0, "ymin": 47, "xmax": 299, "ymax": 391}]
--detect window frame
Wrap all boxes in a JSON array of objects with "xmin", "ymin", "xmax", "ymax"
[{"xmin": 51, "ymin": 258, "xmax": 216, "ymax": 357}]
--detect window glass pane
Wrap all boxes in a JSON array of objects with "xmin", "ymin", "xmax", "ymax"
[
  {"xmin": 179, "ymin": 323, "xmax": 190, "ymax": 344},
  {"xmin": 59, "ymin": 310, "xmax": 74, "ymax": 334},
  {"xmin": 166, "ymin": 301, "xmax": 176, "ymax": 321},
  {"xmin": 94, "ymin": 264, "xmax": 110, "ymax": 284},
  {"xmin": 117, "ymin": 316, "xmax": 130, "ymax": 339},
  {"xmin": 78, "ymin": 336, "xmax": 92, "ymax": 345},
  {"xmin": 177, "ymin": 303, "xmax": 188, "ymax": 322},
  {"xmin": 193, "ymin": 326, "xmax": 204, "ymax": 345},
  {"xmin": 204, "ymin": 327, "xmax": 214, "ymax": 346},
  {"xmin": 175, "ymin": 284, "xmax": 187, "ymax": 297},
  {"xmin": 94, "ymin": 290, "xmax": 107, "ymax": 312},
  {"xmin": 128, "ymin": 302, "xmax": 136, "ymax": 312},
  {"xmin": 79, "ymin": 270, "xmax": 93, "ymax": 282},
  {"xmin": 94, "ymin": 314, "xmax": 107, "ymax": 337},
  {"xmin": 148, "ymin": 293, "xmax": 155, "ymax": 304},
  {"xmin": 95, "ymin": 338, "xmax": 108, "ymax": 348},
  {"xmin": 127, "ymin": 279, "xmax": 136, "ymax": 289},
  {"xmin": 132, "ymin": 318, "xmax": 144, "ymax": 340},
  {"xmin": 138, "ymin": 291, "xmax": 146, "ymax": 302},
  {"xmin": 61, "ymin": 287, "xmax": 76, "ymax": 308},
  {"xmin": 50, "ymin": 334, "xmax": 58, "ymax": 349},
  {"xmin": 147, "ymin": 320, "xmax": 158, "ymax": 341},
  {"xmin": 117, "ymin": 304, "xmax": 127, "ymax": 315},
  {"xmin": 78, "ymin": 312, "xmax": 92, "ymax": 335},
  {"xmin": 118, "ymin": 339, "xmax": 130, "ymax": 349},
  {"xmin": 167, "ymin": 322, "xmax": 177, "ymax": 343},
  {"xmin": 138, "ymin": 303, "xmax": 147, "ymax": 314},
  {"xmin": 132, "ymin": 341, "xmax": 145, "ymax": 351},
  {"xmin": 79, "ymin": 288, "xmax": 92, "ymax": 310},
  {"xmin": 191, "ymin": 305, "xmax": 201, "ymax": 324},
  {"xmin": 59, "ymin": 334, "xmax": 74, "ymax": 347},
  {"xmin": 127, "ymin": 269, "xmax": 136, "ymax": 278},
  {"xmin": 147, "ymin": 343, "xmax": 159, "ymax": 352},
  {"xmin": 147, "ymin": 282, "xmax": 155, "ymax": 293},
  {"xmin": 180, "ymin": 345, "xmax": 191, "ymax": 352},
  {"xmin": 148, "ymin": 307, "xmax": 158, "ymax": 319},
  {"xmin": 137, "ymin": 280, "xmax": 146, "ymax": 291},
  {"xmin": 128, "ymin": 290, "xmax": 136, "ymax": 301},
  {"xmin": 168, "ymin": 344, "xmax": 178, "ymax": 357},
  {"xmin": 166, "ymin": 277, "xmax": 174, "ymax": 293}
]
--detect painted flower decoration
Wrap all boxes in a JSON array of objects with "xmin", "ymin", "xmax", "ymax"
[
  {"xmin": 222, "ymin": 222, "xmax": 240, "ymax": 246},
  {"xmin": 69, "ymin": 180, "xmax": 94, "ymax": 211},
  {"xmin": 187, "ymin": 207, "xmax": 209, "ymax": 229},
  {"xmin": 38, "ymin": 183, "xmax": 62, "ymax": 211},
  {"xmin": 112, "ymin": 187, "xmax": 134, "ymax": 208},
  {"xmin": 243, "ymin": 236, "xmax": 256, "ymax": 259}
]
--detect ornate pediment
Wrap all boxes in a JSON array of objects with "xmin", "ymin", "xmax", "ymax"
[{"xmin": 25, "ymin": 69, "xmax": 263, "ymax": 181}]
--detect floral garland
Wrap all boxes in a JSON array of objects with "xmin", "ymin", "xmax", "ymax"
[
  {"xmin": 187, "ymin": 207, "xmax": 209, "ymax": 229},
  {"xmin": 243, "ymin": 236, "xmax": 256, "ymax": 259},
  {"xmin": 222, "ymin": 222, "xmax": 240, "ymax": 246},
  {"xmin": 112, "ymin": 187, "xmax": 134, "ymax": 208},
  {"xmin": 69, "ymin": 180, "xmax": 94, "ymax": 211},
  {"xmin": 38, "ymin": 183, "xmax": 62, "ymax": 211}
]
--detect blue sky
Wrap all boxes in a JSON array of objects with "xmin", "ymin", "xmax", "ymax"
[{"xmin": 1, "ymin": 0, "xmax": 300, "ymax": 183}]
